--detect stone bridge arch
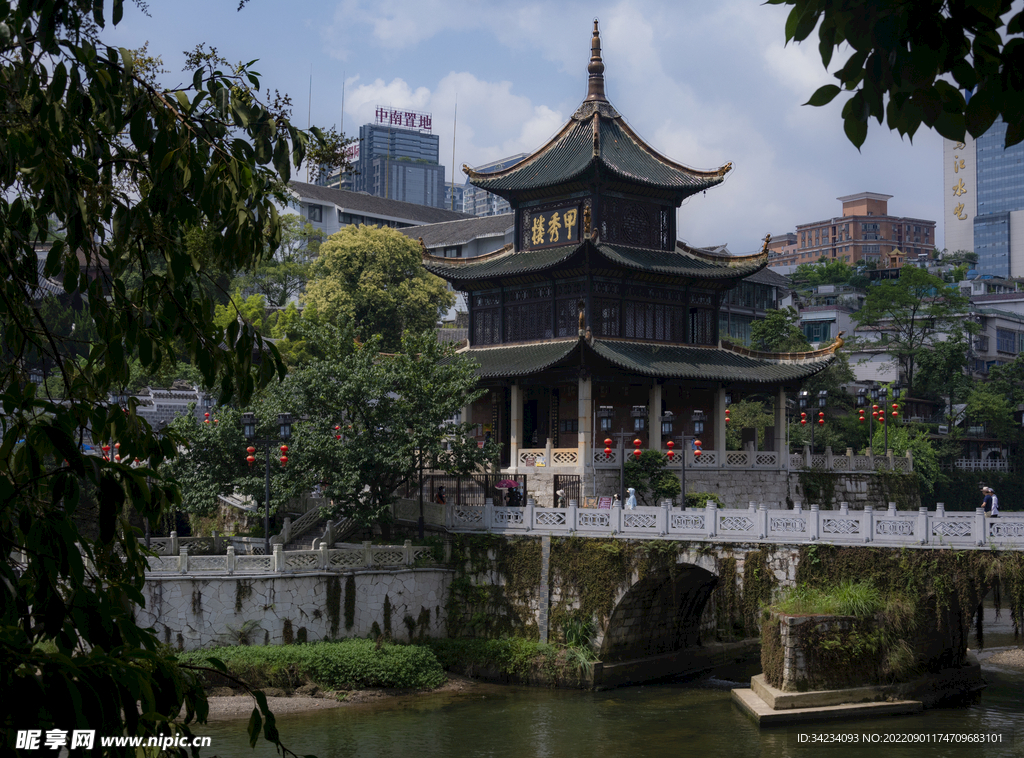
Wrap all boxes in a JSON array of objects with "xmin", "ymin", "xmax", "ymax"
[{"xmin": 595, "ymin": 551, "xmax": 719, "ymax": 662}]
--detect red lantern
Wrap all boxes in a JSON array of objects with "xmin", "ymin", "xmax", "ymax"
[
  {"xmin": 336, "ymin": 434, "xmax": 342, "ymax": 440},
  {"xmin": 280, "ymin": 455, "xmax": 288, "ymax": 466},
  {"xmin": 114, "ymin": 455, "xmax": 121, "ymax": 462},
  {"xmin": 872, "ymin": 404, "xmax": 879, "ymax": 411},
  {"xmin": 633, "ymin": 438, "xmax": 641, "ymax": 447},
  {"xmin": 213, "ymin": 418, "xmax": 218, "ymax": 423},
  {"xmin": 115, "ymin": 442, "xmax": 120, "ymax": 449},
  {"xmin": 892, "ymin": 403, "xmax": 898, "ymax": 410},
  {"xmin": 667, "ymin": 450, "xmax": 675, "ymax": 460},
  {"xmin": 246, "ymin": 455, "xmax": 255, "ymax": 466},
  {"xmin": 859, "ymin": 416, "xmax": 865, "ymax": 423},
  {"xmin": 694, "ymin": 439, "xmax": 702, "ymax": 448},
  {"xmin": 872, "ymin": 411, "xmax": 878, "ymax": 418},
  {"xmin": 280, "ymin": 445, "xmax": 289, "ymax": 453},
  {"xmin": 102, "ymin": 445, "xmax": 110, "ymax": 452},
  {"xmin": 666, "ymin": 440, "xmax": 674, "ymax": 449},
  {"xmin": 604, "ymin": 446, "xmax": 612, "ymax": 456},
  {"xmin": 694, "ymin": 448, "xmax": 702, "ymax": 457},
  {"xmin": 604, "ymin": 438, "xmax": 612, "ymax": 447},
  {"xmin": 204, "ymin": 412, "xmax": 209, "ymax": 418},
  {"xmin": 891, "ymin": 410, "xmax": 899, "ymax": 418},
  {"xmin": 334, "ymin": 425, "xmax": 340, "ymax": 430},
  {"xmin": 247, "ymin": 446, "xmax": 256, "ymax": 454},
  {"xmin": 818, "ymin": 419, "xmax": 824, "ymax": 426}
]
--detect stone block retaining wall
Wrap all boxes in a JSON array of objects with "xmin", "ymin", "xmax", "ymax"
[{"xmin": 139, "ymin": 569, "xmax": 452, "ymax": 651}]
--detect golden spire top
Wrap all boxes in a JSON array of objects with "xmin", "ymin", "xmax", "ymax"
[{"xmin": 586, "ymin": 19, "xmax": 607, "ymax": 102}]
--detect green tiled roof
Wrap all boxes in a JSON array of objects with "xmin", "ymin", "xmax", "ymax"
[
  {"xmin": 423, "ymin": 240, "xmax": 764, "ymax": 283},
  {"xmin": 457, "ymin": 340, "xmax": 580, "ymax": 378},
  {"xmin": 466, "ymin": 113, "xmax": 729, "ymax": 198},
  {"xmin": 455, "ymin": 337, "xmax": 833, "ymax": 382},
  {"xmin": 596, "ymin": 244, "xmax": 766, "ymax": 279},
  {"xmin": 422, "ymin": 244, "xmax": 580, "ymax": 281},
  {"xmin": 589, "ymin": 340, "xmax": 833, "ymax": 382}
]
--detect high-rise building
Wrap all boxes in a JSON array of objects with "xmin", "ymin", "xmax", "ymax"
[
  {"xmin": 767, "ymin": 193, "xmax": 935, "ymax": 271},
  {"xmin": 461, "ymin": 154, "xmax": 528, "ymax": 217},
  {"xmin": 944, "ymin": 119, "xmax": 1024, "ymax": 277},
  {"xmin": 352, "ymin": 108, "xmax": 446, "ymax": 209}
]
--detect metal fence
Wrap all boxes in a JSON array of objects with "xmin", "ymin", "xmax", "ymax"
[
  {"xmin": 553, "ymin": 474, "xmax": 582, "ymax": 508},
  {"xmin": 400, "ymin": 473, "xmax": 528, "ymax": 507}
]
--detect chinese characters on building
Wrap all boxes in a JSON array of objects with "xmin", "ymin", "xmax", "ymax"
[
  {"xmin": 529, "ymin": 206, "xmax": 580, "ymax": 248},
  {"xmin": 374, "ymin": 106, "xmax": 432, "ymax": 132},
  {"xmin": 953, "ymin": 142, "xmax": 968, "ymax": 220}
]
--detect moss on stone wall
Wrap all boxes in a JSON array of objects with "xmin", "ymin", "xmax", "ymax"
[
  {"xmin": 761, "ymin": 617, "xmax": 783, "ymax": 687},
  {"xmin": 742, "ymin": 550, "xmax": 773, "ymax": 634},
  {"xmin": 326, "ymin": 575, "xmax": 342, "ymax": 639},
  {"xmin": 344, "ymin": 575, "xmax": 356, "ymax": 631},
  {"xmin": 446, "ymin": 535, "xmax": 542, "ymax": 639}
]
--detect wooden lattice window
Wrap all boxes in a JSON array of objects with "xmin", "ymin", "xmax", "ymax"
[
  {"xmin": 690, "ymin": 309, "xmax": 715, "ymax": 345},
  {"xmin": 505, "ymin": 302, "xmax": 553, "ymax": 342},
  {"xmin": 473, "ymin": 309, "xmax": 500, "ymax": 345},
  {"xmin": 594, "ymin": 298, "xmax": 619, "ymax": 337}
]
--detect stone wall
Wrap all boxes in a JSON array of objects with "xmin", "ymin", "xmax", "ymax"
[{"xmin": 139, "ymin": 569, "xmax": 452, "ymax": 651}]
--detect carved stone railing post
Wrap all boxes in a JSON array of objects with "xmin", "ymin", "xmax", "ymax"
[
  {"xmin": 706, "ymin": 501, "xmax": 717, "ymax": 539},
  {"xmin": 803, "ymin": 444, "xmax": 812, "ymax": 470},
  {"xmin": 757, "ymin": 502, "xmax": 768, "ymax": 539},
  {"xmin": 809, "ymin": 504, "xmax": 819, "ymax": 541},
  {"xmin": 170, "ymin": 531, "xmax": 178, "ymax": 555},
  {"xmin": 404, "ymin": 539, "xmax": 413, "ymax": 566},
  {"xmin": 975, "ymin": 508, "xmax": 987, "ymax": 546},
  {"xmin": 226, "ymin": 545, "xmax": 236, "ymax": 574},
  {"xmin": 363, "ymin": 540, "xmax": 373, "ymax": 568},
  {"xmin": 825, "ymin": 446, "xmax": 834, "ymax": 470},
  {"xmin": 484, "ymin": 500, "xmax": 493, "ymax": 532},
  {"xmin": 887, "ymin": 451, "xmax": 895, "ymax": 471},
  {"xmin": 179, "ymin": 547, "xmax": 188, "ymax": 574},
  {"xmin": 863, "ymin": 506, "xmax": 873, "ymax": 543},
  {"xmin": 320, "ymin": 540, "xmax": 330, "ymax": 569},
  {"xmin": 918, "ymin": 507, "xmax": 929, "ymax": 545},
  {"xmin": 272, "ymin": 543, "xmax": 283, "ymax": 573}
]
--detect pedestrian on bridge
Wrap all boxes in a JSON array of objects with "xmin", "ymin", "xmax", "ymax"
[{"xmin": 982, "ymin": 487, "xmax": 999, "ymax": 518}]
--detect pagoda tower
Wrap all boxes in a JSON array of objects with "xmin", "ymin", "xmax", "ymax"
[{"xmin": 423, "ymin": 21, "xmax": 838, "ymax": 504}]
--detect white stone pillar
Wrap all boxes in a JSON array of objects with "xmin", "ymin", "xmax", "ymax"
[
  {"xmin": 714, "ymin": 385, "xmax": 727, "ymax": 462},
  {"xmin": 775, "ymin": 387, "xmax": 787, "ymax": 463},
  {"xmin": 510, "ymin": 382, "xmax": 522, "ymax": 473},
  {"xmin": 649, "ymin": 382, "xmax": 662, "ymax": 452},
  {"xmin": 578, "ymin": 375, "xmax": 592, "ymax": 475}
]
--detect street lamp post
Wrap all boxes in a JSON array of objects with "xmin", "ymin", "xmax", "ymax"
[
  {"xmin": 882, "ymin": 383, "xmax": 902, "ymax": 454},
  {"xmin": 815, "ymin": 390, "xmax": 828, "ymax": 452},
  {"xmin": 242, "ymin": 411, "xmax": 293, "ymax": 555},
  {"xmin": 799, "ymin": 390, "xmax": 810, "ymax": 451},
  {"xmin": 870, "ymin": 384, "xmax": 880, "ymax": 453}
]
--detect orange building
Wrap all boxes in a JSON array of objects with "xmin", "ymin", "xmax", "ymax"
[{"xmin": 768, "ymin": 192, "xmax": 935, "ymax": 270}]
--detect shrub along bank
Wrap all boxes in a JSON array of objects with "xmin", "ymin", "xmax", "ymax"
[{"xmin": 178, "ymin": 639, "xmax": 446, "ymax": 692}]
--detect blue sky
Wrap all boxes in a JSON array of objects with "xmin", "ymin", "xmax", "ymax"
[{"xmin": 106, "ymin": 0, "xmax": 945, "ymax": 254}]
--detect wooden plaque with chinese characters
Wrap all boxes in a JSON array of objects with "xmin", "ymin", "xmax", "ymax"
[{"xmin": 524, "ymin": 204, "xmax": 581, "ymax": 250}]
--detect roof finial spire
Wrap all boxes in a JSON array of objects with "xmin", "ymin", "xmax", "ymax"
[{"xmin": 586, "ymin": 18, "xmax": 607, "ymax": 102}]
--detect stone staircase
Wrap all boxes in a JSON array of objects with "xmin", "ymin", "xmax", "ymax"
[{"xmin": 278, "ymin": 507, "xmax": 358, "ymax": 552}]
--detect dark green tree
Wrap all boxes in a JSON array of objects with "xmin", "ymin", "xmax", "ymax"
[
  {"xmin": 770, "ymin": 0, "xmax": 1024, "ymax": 147},
  {"xmin": 750, "ymin": 307, "xmax": 812, "ymax": 352},
  {"xmin": 624, "ymin": 450, "xmax": 682, "ymax": 508},
  {"xmin": 0, "ymin": 1, "xmax": 331, "ymax": 752},
  {"xmin": 232, "ymin": 214, "xmax": 323, "ymax": 308}
]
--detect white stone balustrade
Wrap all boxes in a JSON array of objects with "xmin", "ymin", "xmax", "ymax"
[
  {"xmin": 443, "ymin": 501, "xmax": 1024, "ymax": 550},
  {"xmin": 145, "ymin": 540, "xmax": 437, "ymax": 575}
]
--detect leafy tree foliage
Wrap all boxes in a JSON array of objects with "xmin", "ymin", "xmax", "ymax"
[
  {"xmin": 0, "ymin": 1, "xmax": 326, "ymax": 752},
  {"xmin": 750, "ymin": 307, "xmax": 812, "ymax": 352},
  {"xmin": 165, "ymin": 318, "xmax": 496, "ymax": 531},
  {"xmin": 852, "ymin": 266, "xmax": 972, "ymax": 395},
  {"xmin": 725, "ymin": 399, "xmax": 775, "ymax": 450},
  {"xmin": 624, "ymin": 450, "xmax": 681, "ymax": 507},
  {"xmin": 231, "ymin": 214, "xmax": 323, "ymax": 308},
  {"xmin": 771, "ymin": 0, "xmax": 1024, "ymax": 147},
  {"xmin": 304, "ymin": 225, "xmax": 455, "ymax": 351}
]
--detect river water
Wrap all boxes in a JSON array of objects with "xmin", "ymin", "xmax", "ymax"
[{"xmin": 200, "ymin": 604, "xmax": 1023, "ymax": 758}]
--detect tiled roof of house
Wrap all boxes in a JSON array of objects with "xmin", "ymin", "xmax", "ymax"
[
  {"xmin": 288, "ymin": 181, "xmax": 472, "ymax": 225},
  {"xmin": 400, "ymin": 214, "xmax": 513, "ymax": 249}
]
